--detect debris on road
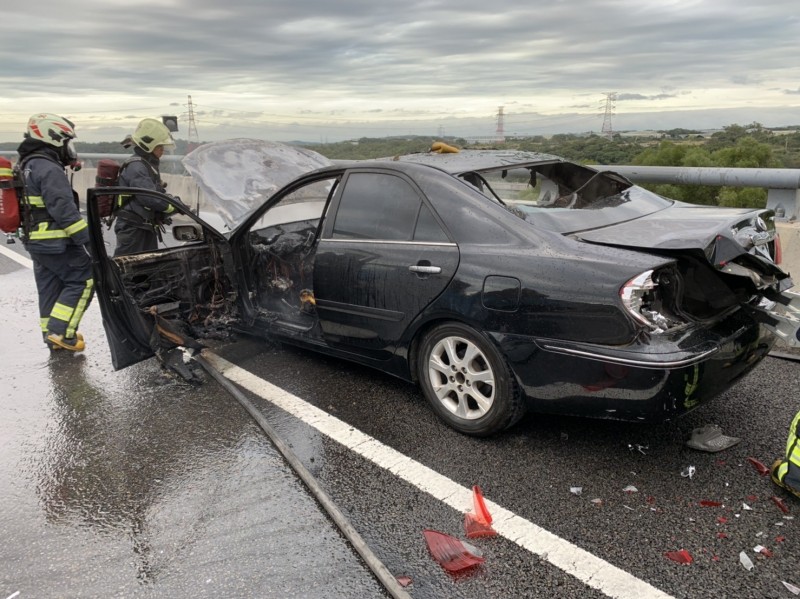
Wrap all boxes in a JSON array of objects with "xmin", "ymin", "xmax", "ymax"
[
  {"xmin": 783, "ymin": 581, "xmax": 800, "ymax": 595},
  {"xmin": 747, "ymin": 457, "xmax": 771, "ymax": 476},
  {"xmin": 570, "ymin": 486, "xmax": 583, "ymax": 496},
  {"xmin": 423, "ymin": 530, "xmax": 485, "ymax": 572},
  {"xmin": 464, "ymin": 486, "xmax": 497, "ymax": 539},
  {"xmin": 772, "ymin": 496, "xmax": 791, "ymax": 514},
  {"xmin": 623, "ymin": 485, "xmax": 638, "ymax": 493},
  {"xmin": 686, "ymin": 425, "xmax": 740, "ymax": 452},
  {"xmin": 396, "ymin": 575, "xmax": 412, "ymax": 587},
  {"xmin": 699, "ymin": 500, "xmax": 723, "ymax": 507},
  {"xmin": 739, "ymin": 551, "xmax": 755, "ymax": 571},
  {"xmin": 664, "ymin": 549, "xmax": 693, "ymax": 565},
  {"xmin": 681, "ymin": 466, "xmax": 696, "ymax": 479}
]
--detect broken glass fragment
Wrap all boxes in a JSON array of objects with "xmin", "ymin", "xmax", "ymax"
[
  {"xmin": 423, "ymin": 529, "xmax": 485, "ymax": 572},
  {"xmin": 742, "ymin": 503, "xmax": 753, "ymax": 511},
  {"xmin": 783, "ymin": 581, "xmax": 800, "ymax": 596},
  {"xmin": 772, "ymin": 496, "xmax": 790, "ymax": 514},
  {"xmin": 664, "ymin": 549, "xmax": 693, "ymax": 564},
  {"xmin": 747, "ymin": 457, "xmax": 770, "ymax": 476},
  {"xmin": 739, "ymin": 551, "xmax": 754, "ymax": 571},
  {"xmin": 570, "ymin": 487, "xmax": 583, "ymax": 496},
  {"xmin": 464, "ymin": 486, "xmax": 497, "ymax": 539},
  {"xmin": 623, "ymin": 485, "xmax": 638, "ymax": 493},
  {"xmin": 396, "ymin": 575, "xmax": 412, "ymax": 587}
]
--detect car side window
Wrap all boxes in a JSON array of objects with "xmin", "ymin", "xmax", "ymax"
[
  {"xmin": 332, "ymin": 173, "xmax": 420, "ymax": 241},
  {"xmin": 414, "ymin": 202, "xmax": 449, "ymax": 242}
]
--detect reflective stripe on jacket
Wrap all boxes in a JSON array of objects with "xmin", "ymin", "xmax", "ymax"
[
  {"xmin": 19, "ymin": 152, "xmax": 88, "ymax": 253},
  {"xmin": 775, "ymin": 411, "xmax": 800, "ymax": 488}
]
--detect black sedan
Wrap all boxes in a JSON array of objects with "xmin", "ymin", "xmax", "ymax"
[{"xmin": 87, "ymin": 141, "xmax": 798, "ymax": 436}]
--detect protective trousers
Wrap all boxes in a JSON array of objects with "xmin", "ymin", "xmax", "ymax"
[{"xmin": 31, "ymin": 245, "xmax": 94, "ymax": 338}]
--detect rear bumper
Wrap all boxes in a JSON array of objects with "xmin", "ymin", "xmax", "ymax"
[{"xmin": 488, "ymin": 308, "xmax": 776, "ymax": 422}]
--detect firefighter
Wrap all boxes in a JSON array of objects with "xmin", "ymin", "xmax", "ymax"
[
  {"xmin": 17, "ymin": 113, "xmax": 93, "ymax": 352},
  {"xmin": 772, "ymin": 410, "xmax": 800, "ymax": 500},
  {"xmin": 113, "ymin": 118, "xmax": 177, "ymax": 256}
]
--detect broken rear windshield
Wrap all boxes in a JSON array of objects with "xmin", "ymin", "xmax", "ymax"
[{"xmin": 463, "ymin": 163, "xmax": 673, "ymax": 234}]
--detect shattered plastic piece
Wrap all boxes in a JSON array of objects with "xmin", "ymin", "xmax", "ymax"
[
  {"xmin": 628, "ymin": 443, "xmax": 648, "ymax": 455},
  {"xmin": 717, "ymin": 532, "xmax": 728, "ymax": 539},
  {"xmin": 591, "ymin": 498, "xmax": 604, "ymax": 506},
  {"xmin": 396, "ymin": 575, "xmax": 412, "ymax": 587},
  {"xmin": 570, "ymin": 486, "xmax": 583, "ymax": 496},
  {"xmin": 681, "ymin": 466, "xmax": 696, "ymax": 479},
  {"xmin": 717, "ymin": 517, "xmax": 728, "ymax": 524},
  {"xmin": 753, "ymin": 545, "xmax": 773, "ymax": 557},
  {"xmin": 423, "ymin": 529, "xmax": 485, "ymax": 572},
  {"xmin": 623, "ymin": 485, "xmax": 638, "ymax": 493},
  {"xmin": 700, "ymin": 500, "xmax": 723, "ymax": 507},
  {"xmin": 742, "ymin": 503, "xmax": 753, "ymax": 511},
  {"xmin": 747, "ymin": 457, "xmax": 770, "ymax": 476},
  {"xmin": 772, "ymin": 496, "xmax": 790, "ymax": 514},
  {"xmin": 739, "ymin": 551, "xmax": 754, "ymax": 571},
  {"xmin": 464, "ymin": 486, "xmax": 497, "ymax": 539},
  {"xmin": 686, "ymin": 425, "xmax": 741, "ymax": 452},
  {"xmin": 664, "ymin": 549, "xmax": 693, "ymax": 564},
  {"xmin": 776, "ymin": 536, "xmax": 786, "ymax": 543},
  {"xmin": 783, "ymin": 581, "xmax": 800, "ymax": 596}
]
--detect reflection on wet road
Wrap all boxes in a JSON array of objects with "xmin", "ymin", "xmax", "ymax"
[{"xmin": 0, "ymin": 262, "xmax": 385, "ymax": 598}]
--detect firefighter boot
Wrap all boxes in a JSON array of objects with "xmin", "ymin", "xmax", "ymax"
[
  {"xmin": 47, "ymin": 333, "xmax": 86, "ymax": 352},
  {"xmin": 44, "ymin": 331, "xmax": 83, "ymax": 351}
]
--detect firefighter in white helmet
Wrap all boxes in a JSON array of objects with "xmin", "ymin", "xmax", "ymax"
[
  {"xmin": 113, "ymin": 118, "xmax": 177, "ymax": 256},
  {"xmin": 17, "ymin": 113, "xmax": 93, "ymax": 352}
]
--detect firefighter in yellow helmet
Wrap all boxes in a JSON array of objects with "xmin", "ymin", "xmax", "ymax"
[
  {"xmin": 17, "ymin": 113, "xmax": 93, "ymax": 352},
  {"xmin": 113, "ymin": 118, "xmax": 177, "ymax": 256},
  {"xmin": 772, "ymin": 410, "xmax": 800, "ymax": 500}
]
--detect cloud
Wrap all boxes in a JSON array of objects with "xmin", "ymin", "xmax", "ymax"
[{"xmin": 1, "ymin": 0, "xmax": 799, "ymax": 141}]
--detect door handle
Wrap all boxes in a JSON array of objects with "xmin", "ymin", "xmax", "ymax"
[{"xmin": 409, "ymin": 265, "xmax": 441, "ymax": 274}]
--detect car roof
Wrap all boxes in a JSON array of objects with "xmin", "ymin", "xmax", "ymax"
[{"xmin": 376, "ymin": 149, "xmax": 564, "ymax": 174}]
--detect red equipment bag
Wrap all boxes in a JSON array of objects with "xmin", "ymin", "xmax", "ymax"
[
  {"xmin": 95, "ymin": 158, "xmax": 121, "ymax": 218},
  {"xmin": 0, "ymin": 156, "xmax": 21, "ymax": 233}
]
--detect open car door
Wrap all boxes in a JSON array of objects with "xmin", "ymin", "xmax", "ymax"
[{"xmin": 86, "ymin": 186, "xmax": 237, "ymax": 369}]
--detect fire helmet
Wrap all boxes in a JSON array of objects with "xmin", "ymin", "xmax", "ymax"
[
  {"xmin": 132, "ymin": 118, "xmax": 175, "ymax": 153},
  {"xmin": 26, "ymin": 113, "xmax": 78, "ymax": 165}
]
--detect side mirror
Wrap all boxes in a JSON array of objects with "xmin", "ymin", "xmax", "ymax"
[{"xmin": 172, "ymin": 224, "xmax": 203, "ymax": 242}]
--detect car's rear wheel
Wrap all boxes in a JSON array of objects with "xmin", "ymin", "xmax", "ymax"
[{"xmin": 417, "ymin": 322, "xmax": 525, "ymax": 436}]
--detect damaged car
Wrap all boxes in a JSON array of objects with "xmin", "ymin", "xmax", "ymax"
[{"xmin": 86, "ymin": 140, "xmax": 800, "ymax": 436}]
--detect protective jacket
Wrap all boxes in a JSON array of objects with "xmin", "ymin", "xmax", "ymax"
[
  {"xmin": 114, "ymin": 146, "xmax": 175, "ymax": 230},
  {"xmin": 17, "ymin": 139, "xmax": 88, "ymax": 254},
  {"xmin": 773, "ymin": 410, "xmax": 800, "ymax": 495}
]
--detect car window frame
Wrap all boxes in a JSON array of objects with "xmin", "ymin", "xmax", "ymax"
[{"xmin": 321, "ymin": 167, "xmax": 454, "ymax": 244}]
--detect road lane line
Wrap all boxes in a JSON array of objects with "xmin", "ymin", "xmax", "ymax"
[
  {"xmin": 0, "ymin": 245, "xmax": 33, "ymax": 269},
  {"xmin": 203, "ymin": 351, "xmax": 674, "ymax": 599}
]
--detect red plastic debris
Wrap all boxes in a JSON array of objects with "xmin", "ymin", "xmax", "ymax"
[
  {"xmin": 776, "ymin": 536, "xmax": 787, "ymax": 543},
  {"xmin": 772, "ymin": 496, "xmax": 791, "ymax": 514},
  {"xmin": 664, "ymin": 549, "xmax": 693, "ymax": 565},
  {"xmin": 717, "ymin": 532, "xmax": 728, "ymax": 539},
  {"xmin": 423, "ymin": 530, "xmax": 485, "ymax": 572},
  {"xmin": 747, "ymin": 457, "xmax": 770, "ymax": 476},
  {"xmin": 646, "ymin": 496, "xmax": 656, "ymax": 505},
  {"xmin": 699, "ymin": 500, "xmax": 722, "ymax": 507},
  {"xmin": 747, "ymin": 495, "xmax": 759, "ymax": 502},
  {"xmin": 464, "ymin": 485, "xmax": 497, "ymax": 539},
  {"xmin": 717, "ymin": 517, "xmax": 728, "ymax": 524},
  {"xmin": 758, "ymin": 547, "xmax": 774, "ymax": 558},
  {"xmin": 396, "ymin": 575, "xmax": 412, "ymax": 587}
]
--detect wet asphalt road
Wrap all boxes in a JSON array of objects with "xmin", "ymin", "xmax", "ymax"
[{"xmin": 3, "ymin": 242, "xmax": 800, "ymax": 598}]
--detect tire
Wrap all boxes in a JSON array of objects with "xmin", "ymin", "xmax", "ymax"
[{"xmin": 416, "ymin": 322, "xmax": 525, "ymax": 436}]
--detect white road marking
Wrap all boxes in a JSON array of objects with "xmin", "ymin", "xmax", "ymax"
[
  {"xmin": 203, "ymin": 351, "xmax": 675, "ymax": 599},
  {"xmin": 0, "ymin": 244, "xmax": 33, "ymax": 269}
]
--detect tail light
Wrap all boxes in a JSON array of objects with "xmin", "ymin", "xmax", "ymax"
[{"xmin": 620, "ymin": 269, "xmax": 686, "ymax": 334}]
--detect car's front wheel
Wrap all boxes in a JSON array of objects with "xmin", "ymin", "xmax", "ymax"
[{"xmin": 417, "ymin": 322, "xmax": 525, "ymax": 436}]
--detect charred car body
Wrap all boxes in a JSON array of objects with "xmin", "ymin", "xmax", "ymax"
[{"xmin": 87, "ymin": 141, "xmax": 799, "ymax": 436}]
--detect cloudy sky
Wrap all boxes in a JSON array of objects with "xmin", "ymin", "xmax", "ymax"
[{"xmin": 2, "ymin": 0, "xmax": 799, "ymax": 143}]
